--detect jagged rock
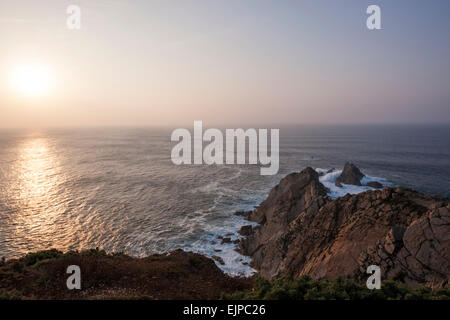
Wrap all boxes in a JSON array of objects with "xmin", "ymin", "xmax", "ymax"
[
  {"xmin": 212, "ymin": 255, "xmax": 225, "ymax": 265},
  {"xmin": 383, "ymin": 226, "xmax": 405, "ymax": 254},
  {"xmin": 358, "ymin": 204, "xmax": 450, "ymax": 288},
  {"xmin": 234, "ymin": 211, "xmax": 252, "ymax": 218},
  {"xmin": 367, "ymin": 181, "xmax": 383, "ymax": 189},
  {"xmin": 221, "ymin": 237, "xmax": 232, "ymax": 244},
  {"xmin": 240, "ymin": 167, "xmax": 449, "ymax": 289},
  {"xmin": 238, "ymin": 225, "xmax": 253, "ymax": 236},
  {"xmin": 239, "ymin": 167, "xmax": 330, "ymax": 277},
  {"xmin": 335, "ymin": 162, "xmax": 365, "ymax": 186}
]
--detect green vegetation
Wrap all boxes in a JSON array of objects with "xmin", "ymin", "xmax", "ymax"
[
  {"xmin": 0, "ymin": 289, "xmax": 21, "ymax": 300},
  {"xmin": 23, "ymin": 249, "xmax": 64, "ymax": 266},
  {"xmin": 0, "ymin": 249, "xmax": 252, "ymax": 300},
  {"xmin": 21, "ymin": 248, "xmax": 125, "ymax": 267},
  {"xmin": 2, "ymin": 250, "xmax": 448, "ymax": 300},
  {"xmin": 222, "ymin": 276, "xmax": 450, "ymax": 300}
]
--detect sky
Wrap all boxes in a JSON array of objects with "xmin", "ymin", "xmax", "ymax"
[{"xmin": 0, "ymin": 0, "xmax": 449, "ymax": 128}]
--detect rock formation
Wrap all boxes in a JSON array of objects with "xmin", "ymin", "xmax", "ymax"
[
  {"xmin": 366, "ymin": 181, "xmax": 383, "ymax": 189},
  {"xmin": 335, "ymin": 162, "xmax": 365, "ymax": 186},
  {"xmin": 239, "ymin": 165, "xmax": 450, "ymax": 289},
  {"xmin": 238, "ymin": 167, "xmax": 330, "ymax": 277}
]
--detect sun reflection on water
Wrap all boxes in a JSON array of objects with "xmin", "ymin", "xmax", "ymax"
[
  {"xmin": 10, "ymin": 134, "xmax": 68, "ymax": 253},
  {"xmin": 19, "ymin": 138, "xmax": 54, "ymax": 199}
]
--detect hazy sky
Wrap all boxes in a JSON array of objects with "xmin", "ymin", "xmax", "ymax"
[{"xmin": 0, "ymin": 0, "xmax": 449, "ymax": 127}]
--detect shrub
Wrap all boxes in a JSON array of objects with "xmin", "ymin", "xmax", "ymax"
[
  {"xmin": 223, "ymin": 276, "xmax": 450, "ymax": 300},
  {"xmin": 23, "ymin": 249, "xmax": 63, "ymax": 266}
]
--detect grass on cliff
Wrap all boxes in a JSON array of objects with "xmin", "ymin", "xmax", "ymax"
[
  {"xmin": 0, "ymin": 248, "xmax": 252, "ymax": 300},
  {"xmin": 222, "ymin": 276, "xmax": 450, "ymax": 300},
  {"xmin": 2, "ymin": 249, "xmax": 448, "ymax": 300}
]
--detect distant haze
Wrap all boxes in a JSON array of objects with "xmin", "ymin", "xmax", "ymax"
[{"xmin": 0, "ymin": 0, "xmax": 449, "ymax": 128}]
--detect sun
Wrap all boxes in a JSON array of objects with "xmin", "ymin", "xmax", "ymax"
[{"xmin": 10, "ymin": 64, "xmax": 53, "ymax": 98}]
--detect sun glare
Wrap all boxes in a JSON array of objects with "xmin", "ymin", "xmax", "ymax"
[{"xmin": 10, "ymin": 64, "xmax": 53, "ymax": 98}]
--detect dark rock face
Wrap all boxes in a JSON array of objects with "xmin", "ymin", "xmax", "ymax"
[
  {"xmin": 366, "ymin": 181, "xmax": 383, "ymax": 189},
  {"xmin": 356, "ymin": 199, "xmax": 450, "ymax": 288},
  {"xmin": 212, "ymin": 255, "xmax": 225, "ymax": 265},
  {"xmin": 238, "ymin": 225, "xmax": 253, "ymax": 236},
  {"xmin": 240, "ymin": 166, "xmax": 450, "ymax": 289},
  {"xmin": 221, "ymin": 237, "xmax": 232, "ymax": 244},
  {"xmin": 335, "ymin": 162, "xmax": 365, "ymax": 186},
  {"xmin": 239, "ymin": 167, "xmax": 330, "ymax": 278}
]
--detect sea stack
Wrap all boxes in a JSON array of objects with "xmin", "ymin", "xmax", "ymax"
[{"xmin": 335, "ymin": 162, "xmax": 365, "ymax": 186}]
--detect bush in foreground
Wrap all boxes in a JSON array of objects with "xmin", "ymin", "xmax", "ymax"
[
  {"xmin": 222, "ymin": 276, "xmax": 450, "ymax": 300},
  {"xmin": 0, "ymin": 249, "xmax": 252, "ymax": 300}
]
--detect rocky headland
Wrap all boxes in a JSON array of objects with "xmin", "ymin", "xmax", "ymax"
[{"xmin": 238, "ymin": 163, "xmax": 450, "ymax": 289}]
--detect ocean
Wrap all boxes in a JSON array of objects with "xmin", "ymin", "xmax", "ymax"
[{"xmin": 0, "ymin": 124, "xmax": 449, "ymax": 276}]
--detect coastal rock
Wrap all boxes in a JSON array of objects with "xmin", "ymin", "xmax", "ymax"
[
  {"xmin": 335, "ymin": 162, "xmax": 365, "ymax": 186},
  {"xmin": 357, "ymin": 204, "xmax": 450, "ymax": 288},
  {"xmin": 234, "ymin": 211, "xmax": 252, "ymax": 218},
  {"xmin": 221, "ymin": 237, "xmax": 232, "ymax": 244},
  {"xmin": 212, "ymin": 255, "xmax": 225, "ymax": 265},
  {"xmin": 366, "ymin": 181, "xmax": 383, "ymax": 189},
  {"xmin": 239, "ymin": 167, "xmax": 330, "ymax": 277},
  {"xmin": 238, "ymin": 225, "xmax": 253, "ymax": 236},
  {"xmin": 240, "ymin": 166, "xmax": 450, "ymax": 289}
]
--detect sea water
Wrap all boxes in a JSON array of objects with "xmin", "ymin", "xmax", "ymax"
[{"xmin": 0, "ymin": 124, "xmax": 448, "ymax": 276}]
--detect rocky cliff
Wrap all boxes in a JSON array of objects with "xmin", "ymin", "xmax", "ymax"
[{"xmin": 239, "ymin": 166, "xmax": 450, "ymax": 289}]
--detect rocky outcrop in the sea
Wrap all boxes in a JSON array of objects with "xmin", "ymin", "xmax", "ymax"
[
  {"xmin": 366, "ymin": 181, "xmax": 383, "ymax": 189},
  {"xmin": 334, "ymin": 162, "xmax": 384, "ymax": 189},
  {"xmin": 335, "ymin": 162, "xmax": 365, "ymax": 186},
  {"xmin": 239, "ymin": 165, "xmax": 450, "ymax": 289}
]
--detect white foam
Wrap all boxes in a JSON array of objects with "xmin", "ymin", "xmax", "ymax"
[
  {"xmin": 183, "ymin": 167, "xmax": 264, "ymax": 277},
  {"xmin": 316, "ymin": 168, "xmax": 391, "ymax": 199},
  {"xmin": 209, "ymin": 167, "xmax": 390, "ymax": 276},
  {"xmin": 189, "ymin": 219, "xmax": 259, "ymax": 277}
]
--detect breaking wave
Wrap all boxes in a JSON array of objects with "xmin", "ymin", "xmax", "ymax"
[{"xmin": 316, "ymin": 168, "xmax": 392, "ymax": 199}]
